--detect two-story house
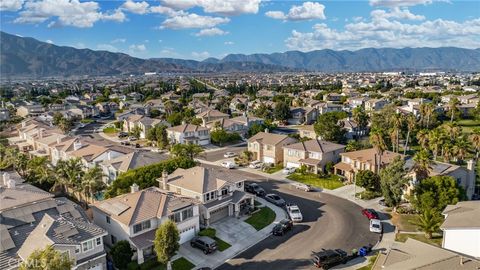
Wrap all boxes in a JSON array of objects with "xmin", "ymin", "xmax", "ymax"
[
  {"xmin": 16, "ymin": 104, "xmax": 45, "ymax": 118},
  {"xmin": 92, "ymin": 186, "xmax": 199, "ymax": 264},
  {"xmin": 365, "ymin": 98, "xmax": 388, "ymax": 111},
  {"xmin": 166, "ymin": 124, "xmax": 211, "ymax": 146},
  {"xmin": 248, "ymin": 131, "xmax": 297, "ymax": 164},
  {"xmin": 288, "ymin": 107, "xmax": 318, "ymax": 125},
  {"xmin": 334, "ymin": 148, "xmax": 404, "ymax": 182},
  {"xmin": 196, "ymin": 109, "xmax": 229, "ymax": 127},
  {"xmin": 283, "ymin": 139, "xmax": 345, "ymax": 173},
  {"xmin": 159, "ymin": 166, "xmax": 254, "ymax": 226}
]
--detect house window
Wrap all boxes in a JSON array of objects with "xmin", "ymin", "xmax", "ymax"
[
  {"xmin": 236, "ymin": 182, "xmax": 243, "ymax": 188},
  {"xmin": 111, "ymin": 235, "xmax": 117, "ymax": 244},
  {"xmin": 133, "ymin": 220, "xmax": 151, "ymax": 234},
  {"xmin": 82, "ymin": 239, "xmax": 95, "ymax": 252},
  {"xmin": 204, "ymin": 191, "xmax": 217, "ymax": 202},
  {"xmin": 181, "ymin": 208, "xmax": 194, "ymax": 221},
  {"xmin": 170, "ymin": 212, "xmax": 182, "ymax": 223},
  {"xmin": 266, "ymin": 145, "xmax": 273, "ymax": 151},
  {"xmin": 75, "ymin": 246, "xmax": 80, "ymax": 254},
  {"xmin": 221, "ymin": 188, "xmax": 229, "ymax": 196},
  {"xmin": 96, "ymin": 237, "xmax": 101, "ymax": 246},
  {"xmin": 106, "ymin": 216, "xmax": 111, "ymax": 224}
]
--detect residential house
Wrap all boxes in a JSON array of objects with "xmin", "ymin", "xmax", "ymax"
[
  {"xmin": 92, "ymin": 186, "xmax": 199, "ymax": 264},
  {"xmin": 441, "ymin": 201, "xmax": 480, "ymax": 258},
  {"xmin": 334, "ymin": 148, "xmax": 404, "ymax": 182},
  {"xmin": 159, "ymin": 166, "xmax": 254, "ymax": 226},
  {"xmin": 196, "ymin": 109, "xmax": 229, "ymax": 126},
  {"xmin": 0, "ymin": 171, "xmax": 107, "ymax": 270},
  {"xmin": 248, "ymin": 131, "xmax": 297, "ymax": 164},
  {"xmin": 166, "ymin": 124, "xmax": 211, "ymax": 145},
  {"xmin": 16, "ymin": 105, "xmax": 45, "ymax": 117},
  {"xmin": 100, "ymin": 151, "xmax": 167, "ymax": 184},
  {"xmin": 298, "ymin": 125, "xmax": 317, "ymax": 140},
  {"xmin": 315, "ymin": 102, "xmax": 344, "ymax": 115},
  {"xmin": 373, "ymin": 238, "xmax": 480, "ymax": 269},
  {"xmin": 0, "ymin": 108, "xmax": 10, "ymax": 121},
  {"xmin": 136, "ymin": 117, "xmax": 163, "ymax": 139},
  {"xmin": 338, "ymin": 118, "xmax": 367, "ymax": 140},
  {"xmin": 288, "ymin": 107, "xmax": 318, "ymax": 125},
  {"xmin": 323, "ymin": 93, "xmax": 343, "ymax": 103},
  {"xmin": 283, "ymin": 139, "xmax": 345, "ymax": 173},
  {"xmin": 229, "ymin": 97, "xmax": 248, "ymax": 112},
  {"xmin": 458, "ymin": 94, "xmax": 479, "ymax": 105},
  {"xmin": 67, "ymin": 141, "xmax": 133, "ymax": 169},
  {"xmin": 348, "ymin": 97, "xmax": 368, "ymax": 109},
  {"xmin": 365, "ymin": 99, "xmax": 388, "ymax": 111}
]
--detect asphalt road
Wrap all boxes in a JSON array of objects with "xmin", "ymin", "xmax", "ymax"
[
  {"xmin": 201, "ymin": 143, "xmax": 247, "ymax": 162},
  {"xmin": 203, "ymin": 166, "xmax": 380, "ymax": 270}
]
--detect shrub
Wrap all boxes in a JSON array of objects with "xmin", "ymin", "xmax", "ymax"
[{"xmin": 110, "ymin": 240, "xmax": 134, "ymax": 270}]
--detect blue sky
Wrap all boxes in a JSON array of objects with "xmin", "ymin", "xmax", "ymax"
[{"xmin": 1, "ymin": 0, "xmax": 479, "ymax": 60}]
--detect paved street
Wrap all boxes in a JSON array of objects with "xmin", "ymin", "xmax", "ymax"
[
  {"xmin": 199, "ymin": 164, "xmax": 380, "ymax": 270},
  {"xmin": 200, "ymin": 143, "xmax": 247, "ymax": 162}
]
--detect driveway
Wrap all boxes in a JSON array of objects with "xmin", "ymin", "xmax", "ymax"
[
  {"xmin": 200, "ymin": 143, "xmax": 247, "ymax": 162},
  {"xmin": 179, "ymin": 199, "xmax": 286, "ymax": 269}
]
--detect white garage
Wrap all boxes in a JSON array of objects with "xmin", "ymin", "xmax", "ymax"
[
  {"xmin": 179, "ymin": 226, "xmax": 196, "ymax": 244},
  {"xmin": 263, "ymin": 156, "xmax": 275, "ymax": 164},
  {"xmin": 285, "ymin": 162, "xmax": 301, "ymax": 168}
]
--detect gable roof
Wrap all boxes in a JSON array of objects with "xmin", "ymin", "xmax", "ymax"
[
  {"xmin": 166, "ymin": 123, "xmax": 209, "ymax": 133},
  {"xmin": 283, "ymin": 139, "xmax": 345, "ymax": 153},
  {"xmin": 248, "ymin": 132, "xmax": 294, "ymax": 146},
  {"xmin": 441, "ymin": 201, "xmax": 480, "ymax": 229},
  {"xmin": 341, "ymin": 148, "xmax": 404, "ymax": 166},
  {"xmin": 196, "ymin": 109, "xmax": 229, "ymax": 118},
  {"xmin": 101, "ymin": 151, "xmax": 167, "ymax": 172}
]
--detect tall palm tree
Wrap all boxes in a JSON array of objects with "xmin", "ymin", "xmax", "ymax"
[
  {"xmin": 82, "ymin": 166, "xmax": 105, "ymax": 203},
  {"xmin": 443, "ymin": 142, "xmax": 453, "ymax": 163},
  {"xmin": 389, "ymin": 128, "xmax": 398, "ymax": 153},
  {"xmin": 443, "ymin": 123, "xmax": 462, "ymax": 141},
  {"xmin": 370, "ymin": 131, "xmax": 387, "ymax": 172},
  {"xmin": 413, "ymin": 150, "xmax": 433, "ymax": 180},
  {"xmin": 416, "ymin": 129, "xmax": 429, "ymax": 149},
  {"xmin": 428, "ymin": 129, "xmax": 442, "ymax": 161},
  {"xmin": 453, "ymin": 136, "xmax": 469, "ymax": 162},
  {"xmin": 55, "ymin": 158, "xmax": 84, "ymax": 197},
  {"xmin": 404, "ymin": 114, "xmax": 417, "ymax": 155},
  {"xmin": 390, "ymin": 113, "xmax": 403, "ymax": 153},
  {"xmin": 420, "ymin": 103, "xmax": 434, "ymax": 128},
  {"xmin": 411, "ymin": 208, "xmax": 443, "ymax": 239},
  {"xmin": 448, "ymin": 97, "xmax": 459, "ymax": 123},
  {"xmin": 469, "ymin": 129, "xmax": 480, "ymax": 159}
]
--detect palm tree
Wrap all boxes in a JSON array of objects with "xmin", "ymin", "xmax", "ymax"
[
  {"xmin": 420, "ymin": 103, "xmax": 434, "ymax": 128},
  {"xmin": 82, "ymin": 166, "xmax": 105, "ymax": 203},
  {"xmin": 55, "ymin": 158, "xmax": 84, "ymax": 197},
  {"xmin": 448, "ymin": 97, "xmax": 459, "ymax": 123},
  {"xmin": 469, "ymin": 129, "xmax": 480, "ymax": 159},
  {"xmin": 443, "ymin": 142, "xmax": 453, "ymax": 163},
  {"xmin": 404, "ymin": 114, "xmax": 417, "ymax": 155},
  {"xmin": 428, "ymin": 129, "xmax": 442, "ymax": 161},
  {"xmin": 416, "ymin": 129, "xmax": 429, "ymax": 149},
  {"xmin": 389, "ymin": 128, "xmax": 398, "ymax": 153},
  {"xmin": 390, "ymin": 113, "xmax": 403, "ymax": 153},
  {"xmin": 453, "ymin": 136, "xmax": 469, "ymax": 162},
  {"xmin": 370, "ymin": 131, "xmax": 387, "ymax": 172},
  {"xmin": 443, "ymin": 123, "xmax": 462, "ymax": 141},
  {"xmin": 411, "ymin": 208, "xmax": 442, "ymax": 239},
  {"xmin": 413, "ymin": 150, "xmax": 433, "ymax": 180},
  {"xmin": 170, "ymin": 144, "xmax": 204, "ymax": 160}
]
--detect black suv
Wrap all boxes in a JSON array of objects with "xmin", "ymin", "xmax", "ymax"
[
  {"xmin": 272, "ymin": 219, "xmax": 293, "ymax": 236},
  {"xmin": 312, "ymin": 249, "xmax": 348, "ymax": 269},
  {"xmin": 245, "ymin": 183, "xmax": 266, "ymax": 196},
  {"xmin": 190, "ymin": 236, "xmax": 218, "ymax": 254}
]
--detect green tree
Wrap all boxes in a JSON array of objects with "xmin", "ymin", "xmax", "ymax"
[
  {"xmin": 352, "ymin": 107, "xmax": 369, "ymax": 135},
  {"xmin": 447, "ymin": 97, "xmax": 460, "ymax": 122},
  {"xmin": 413, "ymin": 149, "xmax": 433, "ymax": 181},
  {"xmin": 410, "ymin": 208, "xmax": 443, "ymax": 239},
  {"xmin": 345, "ymin": 140, "xmax": 363, "ymax": 152},
  {"xmin": 314, "ymin": 112, "xmax": 346, "ymax": 143},
  {"xmin": 469, "ymin": 129, "xmax": 480, "ymax": 159},
  {"xmin": 19, "ymin": 245, "xmax": 73, "ymax": 270},
  {"xmin": 130, "ymin": 125, "xmax": 142, "ymax": 139},
  {"xmin": 82, "ymin": 166, "xmax": 105, "ymax": 203},
  {"xmin": 210, "ymin": 129, "xmax": 229, "ymax": 146},
  {"xmin": 110, "ymin": 240, "xmax": 133, "ymax": 270},
  {"xmin": 403, "ymin": 114, "xmax": 417, "ymax": 155},
  {"xmin": 170, "ymin": 144, "xmax": 204, "ymax": 160},
  {"xmin": 413, "ymin": 175, "xmax": 464, "ymax": 213},
  {"xmin": 355, "ymin": 170, "xmax": 381, "ymax": 192},
  {"xmin": 379, "ymin": 156, "xmax": 408, "ymax": 209},
  {"xmin": 147, "ymin": 125, "xmax": 169, "ymax": 149},
  {"xmin": 154, "ymin": 220, "xmax": 180, "ymax": 268},
  {"xmin": 273, "ymin": 100, "xmax": 291, "ymax": 122},
  {"xmin": 167, "ymin": 112, "xmax": 183, "ymax": 126},
  {"xmin": 55, "ymin": 158, "xmax": 84, "ymax": 197},
  {"xmin": 247, "ymin": 123, "xmax": 266, "ymax": 137},
  {"xmin": 370, "ymin": 130, "xmax": 387, "ymax": 172}
]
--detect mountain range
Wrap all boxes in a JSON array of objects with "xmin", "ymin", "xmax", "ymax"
[{"xmin": 1, "ymin": 31, "xmax": 479, "ymax": 78}]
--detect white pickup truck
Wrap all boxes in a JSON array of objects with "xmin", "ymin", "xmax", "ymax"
[{"xmin": 286, "ymin": 204, "xmax": 303, "ymax": 223}]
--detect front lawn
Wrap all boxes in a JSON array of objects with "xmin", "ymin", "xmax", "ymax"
[
  {"xmin": 395, "ymin": 233, "xmax": 442, "ymax": 247},
  {"xmin": 103, "ymin": 126, "xmax": 118, "ymax": 134},
  {"xmin": 129, "ymin": 257, "xmax": 195, "ymax": 270},
  {"xmin": 455, "ymin": 119, "xmax": 480, "ymax": 134},
  {"xmin": 287, "ymin": 173, "xmax": 344, "ymax": 190},
  {"xmin": 172, "ymin": 257, "xmax": 195, "ymax": 270},
  {"xmin": 198, "ymin": 228, "xmax": 231, "ymax": 251},
  {"xmin": 245, "ymin": 206, "xmax": 276, "ymax": 231},
  {"xmin": 356, "ymin": 253, "xmax": 378, "ymax": 270},
  {"xmin": 263, "ymin": 164, "xmax": 283, "ymax": 174},
  {"xmin": 390, "ymin": 212, "xmax": 419, "ymax": 232}
]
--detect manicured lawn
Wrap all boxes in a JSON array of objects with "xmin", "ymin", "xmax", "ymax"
[
  {"xmin": 395, "ymin": 233, "xmax": 442, "ymax": 247},
  {"xmin": 103, "ymin": 126, "xmax": 117, "ymax": 134},
  {"xmin": 172, "ymin": 257, "xmax": 195, "ymax": 270},
  {"xmin": 245, "ymin": 206, "xmax": 276, "ymax": 231},
  {"xmin": 391, "ymin": 212, "xmax": 419, "ymax": 232},
  {"xmin": 356, "ymin": 190, "xmax": 382, "ymax": 200},
  {"xmin": 287, "ymin": 173, "xmax": 344, "ymax": 190},
  {"xmin": 80, "ymin": 118, "xmax": 94, "ymax": 123},
  {"xmin": 455, "ymin": 119, "xmax": 480, "ymax": 134},
  {"xmin": 264, "ymin": 164, "xmax": 283, "ymax": 174},
  {"xmin": 133, "ymin": 257, "xmax": 195, "ymax": 270},
  {"xmin": 356, "ymin": 253, "xmax": 378, "ymax": 270},
  {"xmin": 198, "ymin": 228, "xmax": 232, "ymax": 251}
]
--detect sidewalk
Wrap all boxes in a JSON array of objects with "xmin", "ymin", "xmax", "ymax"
[{"xmin": 177, "ymin": 198, "xmax": 286, "ymax": 270}]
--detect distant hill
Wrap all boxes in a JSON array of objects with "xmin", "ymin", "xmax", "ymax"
[{"xmin": 1, "ymin": 31, "xmax": 479, "ymax": 78}]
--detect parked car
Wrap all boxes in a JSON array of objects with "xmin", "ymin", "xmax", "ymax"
[
  {"xmin": 286, "ymin": 204, "xmax": 303, "ymax": 222},
  {"xmin": 245, "ymin": 183, "xmax": 266, "ymax": 196},
  {"xmin": 361, "ymin": 208, "xmax": 379, "ymax": 220},
  {"xmin": 272, "ymin": 219, "xmax": 293, "ymax": 236},
  {"xmin": 151, "ymin": 148, "xmax": 162, "ymax": 153},
  {"xmin": 190, "ymin": 236, "xmax": 218, "ymax": 254},
  {"xmin": 264, "ymin": 194, "xmax": 286, "ymax": 206},
  {"xmin": 93, "ymin": 128, "xmax": 102, "ymax": 133},
  {"xmin": 128, "ymin": 136, "xmax": 137, "ymax": 141},
  {"xmin": 291, "ymin": 182, "xmax": 313, "ymax": 192},
  {"xmin": 312, "ymin": 249, "xmax": 348, "ymax": 269},
  {"xmin": 369, "ymin": 219, "xmax": 382, "ymax": 233},
  {"xmin": 120, "ymin": 141, "xmax": 130, "ymax": 146},
  {"xmin": 135, "ymin": 143, "xmax": 141, "ymax": 148},
  {"xmin": 118, "ymin": 132, "xmax": 128, "ymax": 138},
  {"xmin": 223, "ymin": 152, "xmax": 237, "ymax": 158},
  {"xmin": 248, "ymin": 160, "xmax": 263, "ymax": 169},
  {"xmin": 378, "ymin": 199, "xmax": 386, "ymax": 206},
  {"xmin": 221, "ymin": 161, "xmax": 236, "ymax": 169},
  {"xmin": 282, "ymin": 167, "xmax": 296, "ymax": 175}
]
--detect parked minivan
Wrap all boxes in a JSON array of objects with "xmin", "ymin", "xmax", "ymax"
[{"xmin": 190, "ymin": 236, "xmax": 218, "ymax": 254}]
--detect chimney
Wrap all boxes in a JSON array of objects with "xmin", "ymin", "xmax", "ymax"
[
  {"xmin": 3, "ymin": 172, "xmax": 10, "ymax": 186},
  {"xmin": 460, "ymin": 256, "xmax": 464, "ymax": 265},
  {"xmin": 466, "ymin": 160, "xmax": 476, "ymax": 199},
  {"xmin": 161, "ymin": 170, "xmax": 168, "ymax": 190},
  {"xmin": 130, "ymin": 183, "xmax": 139, "ymax": 193},
  {"xmin": 57, "ymin": 136, "xmax": 62, "ymax": 145},
  {"xmin": 73, "ymin": 140, "xmax": 82, "ymax": 151},
  {"xmin": 107, "ymin": 152, "xmax": 112, "ymax": 161},
  {"xmin": 264, "ymin": 128, "xmax": 269, "ymax": 133},
  {"xmin": 6, "ymin": 179, "xmax": 15, "ymax": 189}
]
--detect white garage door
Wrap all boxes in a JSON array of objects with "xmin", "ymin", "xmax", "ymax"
[
  {"xmin": 263, "ymin": 156, "xmax": 275, "ymax": 164},
  {"xmin": 179, "ymin": 226, "xmax": 196, "ymax": 244},
  {"xmin": 210, "ymin": 205, "xmax": 229, "ymax": 223},
  {"xmin": 286, "ymin": 162, "xmax": 300, "ymax": 168}
]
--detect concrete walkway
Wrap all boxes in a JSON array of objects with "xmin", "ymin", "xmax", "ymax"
[{"xmin": 177, "ymin": 198, "xmax": 286, "ymax": 270}]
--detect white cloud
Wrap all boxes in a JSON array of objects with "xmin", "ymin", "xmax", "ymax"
[
  {"xmin": 195, "ymin": 27, "xmax": 228, "ymax": 36},
  {"xmin": 121, "ymin": 0, "xmax": 149, "ymax": 14},
  {"xmin": 45, "ymin": 39, "xmax": 53, "ymax": 44},
  {"xmin": 14, "ymin": 0, "xmax": 125, "ymax": 28},
  {"xmin": 371, "ymin": 7, "xmax": 425, "ymax": 20},
  {"xmin": 149, "ymin": 5, "xmax": 184, "ymax": 16},
  {"xmin": 191, "ymin": 51, "xmax": 210, "ymax": 60},
  {"xmin": 369, "ymin": 0, "xmax": 447, "ymax": 7},
  {"xmin": 102, "ymin": 9, "xmax": 126, "ymax": 22},
  {"xmin": 224, "ymin": 41, "xmax": 234, "ymax": 45},
  {"xmin": 266, "ymin": 2, "xmax": 325, "ymax": 21},
  {"xmin": 0, "ymin": 0, "xmax": 24, "ymax": 11},
  {"xmin": 97, "ymin": 44, "xmax": 119, "ymax": 52},
  {"xmin": 111, "ymin": 38, "xmax": 126, "ymax": 44},
  {"xmin": 160, "ymin": 13, "xmax": 229, "ymax": 29},
  {"xmin": 129, "ymin": 44, "xmax": 147, "ymax": 53},
  {"xmin": 160, "ymin": 0, "xmax": 261, "ymax": 16},
  {"xmin": 285, "ymin": 16, "xmax": 480, "ymax": 51}
]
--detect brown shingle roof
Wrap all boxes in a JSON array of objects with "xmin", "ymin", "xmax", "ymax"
[
  {"xmin": 248, "ymin": 132, "xmax": 294, "ymax": 146},
  {"xmin": 166, "ymin": 124, "xmax": 209, "ymax": 133},
  {"xmin": 284, "ymin": 139, "xmax": 345, "ymax": 153}
]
